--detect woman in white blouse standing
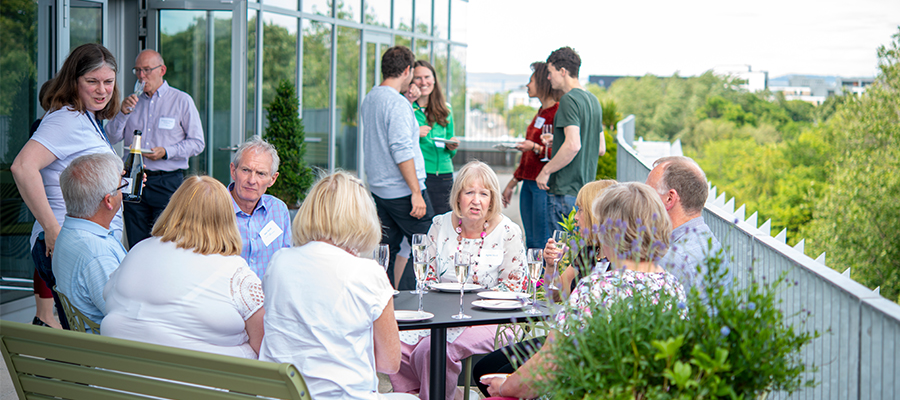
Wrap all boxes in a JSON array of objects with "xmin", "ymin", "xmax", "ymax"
[
  {"xmin": 260, "ymin": 172, "xmax": 413, "ymax": 400},
  {"xmin": 102, "ymin": 176, "xmax": 264, "ymax": 359},
  {"xmin": 390, "ymin": 160, "xmax": 527, "ymax": 399}
]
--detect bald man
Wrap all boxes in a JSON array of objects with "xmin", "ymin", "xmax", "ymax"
[{"xmin": 108, "ymin": 49, "xmax": 205, "ymax": 248}]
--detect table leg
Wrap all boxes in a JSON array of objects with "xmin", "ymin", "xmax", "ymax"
[{"xmin": 429, "ymin": 327, "xmax": 447, "ymax": 400}]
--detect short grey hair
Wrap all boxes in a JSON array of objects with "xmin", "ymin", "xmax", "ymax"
[
  {"xmin": 231, "ymin": 135, "xmax": 280, "ymax": 175},
  {"xmin": 60, "ymin": 152, "xmax": 123, "ymax": 218},
  {"xmin": 652, "ymin": 156, "xmax": 708, "ymax": 215}
]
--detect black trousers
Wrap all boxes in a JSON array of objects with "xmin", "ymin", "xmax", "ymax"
[
  {"xmin": 373, "ymin": 190, "xmax": 434, "ymax": 290},
  {"xmin": 472, "ymin": 337, "xmax": 546, "ymax": 396},
  {"xmin": 124, "ymin": 170, "xmax": 183, "ymax": 248},
  {"xmin": 425, "ymin": 173, "xmax": 454, "ymax": 216}
]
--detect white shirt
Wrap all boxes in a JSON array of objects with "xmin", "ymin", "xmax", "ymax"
[
  {"xmin": 101, "ymin": 238, "xmax": 263, "ymax": 359},
  {"xmin": 259, "ymin": 241, "xmax": 394, "ymax": 400}
]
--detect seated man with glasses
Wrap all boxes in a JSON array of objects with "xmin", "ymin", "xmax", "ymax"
[
  {"xmin": 107, "ymin": 49, "xmax": 205, "ymax": 248},
  {"xmin": 52, "ymin": 153, "xmax": 128, "ymax": 328}
]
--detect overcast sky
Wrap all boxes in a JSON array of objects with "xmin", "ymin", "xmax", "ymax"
[{"xmin": 466, "ymin": 0, "xmax": 900, "ymax": 78}]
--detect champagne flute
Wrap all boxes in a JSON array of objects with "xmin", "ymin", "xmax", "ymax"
[
  {"xmin": 126, "ymin": 80, "xmax": 145, "ymax": 113},
  {"xmin": 373, "ymin": 244, "xmax": 389, "ymax": 271},
  {"xmin": 411, "ymin": 234, "xmax": 428, "ymax": 294},
  {"xmin": 451, "ymin": 252, "xmax": 473, "ymax": 320},
  {"xmin": 525, "ymin": 248, "xmax": 543, "ymax": 315},
  {"xmin": 547, "ymin": 230, "xmax": 567, "ymax": 291},
  {"xmin": 540, "ymin": 124, "xmax": 553, "ymax": 162}
]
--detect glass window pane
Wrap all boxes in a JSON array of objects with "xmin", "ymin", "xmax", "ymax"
[
  {"xmin": 247, "ymin": 10, "xmax": 258, "ymax": 136},
  {"xmin": 395, "ymin": 35, "xmax": 411, "ymax": 50},
  {"xmin": 336, "ymin": 26, "xmax": 360, "ymax": 174},
  {"xmin": 394, "ymin": 0, "xmax": 412, "ymax": 31},
  {"xmin": 262, "ymin": 13, "xmax": 297, "ymax": 107},
  {"xmin": 434, "ymin": 0, "xmax": 449, "ymax": 40},
  {"xmin": 266, "ymin": 0, "xmax": 297, "ymax": 10},
  {"xmin": 302, "ymin": 20, "xmax": 331, "ymax": 170},
  {"xmin": 415, "ymin": 39, "xmax": 430, "ymax": 62},
  {"xmin": 302, "ymin": 0, "xmax": 330, "ymax": 17},
  {"xmin": 415, "ymin": 0, "xmax": 431, "ymax": 35},
  {"xmin": 336, "ymin": 0, "xmax": 359, "ymax": 22},
  {"xmin": 433, "ymin": 42, "xmax": 449, "ymax": 89},
  {"xmin": 450, "ymin": 0, "xmax": 467, "ymax": 42},
  {"xmin": 364, "ymin": 0, "xmax": 391, "ymax": 27},
  {"xmin": 0, "ymin": 0, "xmax": 39, "ymax": 300},
  {"xmin": 70, "ymin": 4, "xmax": 102, "ymax": 52},
  {"xmin": 449, "ymin": 45, "xmax": 466, "ymax": 137}
]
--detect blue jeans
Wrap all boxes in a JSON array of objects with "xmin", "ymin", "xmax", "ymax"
[
  {"xmin": 548, "ymin": 193, "xmax": 577, "ymax": 233},
  {"xmin": 519, "ymin": 180, "xmax": 551, "ymax": 249}
]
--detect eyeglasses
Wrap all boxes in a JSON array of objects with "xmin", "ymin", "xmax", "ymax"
[
  {"xmin": 112, "ymin": 178, "xmax": 129, "ymax": 194},
  {"xmin": 132, "ymin": 65, "xmax": 162, "ymax": 76}
]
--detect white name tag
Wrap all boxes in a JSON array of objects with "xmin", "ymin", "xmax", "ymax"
[
  {"xmin": 158, "ymin": 117, "xmax": 176, "ymax": 130},
  {"xmin": 259, "ymin": 220, "xmax": 283, "ymax": 247},
  {"xmin": 481, "ymin": 250, "xmax": 503, "ymax": 266},
  {"xmin": 534, "ymin": 117, "xmax": 546, "ymax": 129},
  {"xmin": 435, "ymin": 140, "xmax": 446, "ymax": 149}
]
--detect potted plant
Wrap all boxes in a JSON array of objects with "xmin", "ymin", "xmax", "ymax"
[{"xmin": 264, "ymin": 80, "xmax": 315, "ymax": 207}]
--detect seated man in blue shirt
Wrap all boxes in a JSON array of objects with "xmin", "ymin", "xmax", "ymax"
[
  {"xmin": 646, "ymin": 156, "xmax": 731, "ymax": 301},
  {"xmin": 52, "ymin": 152, "xmax": 128, "ymax": 328},
  {"xmin": 228, "ymin": 136, "xmax": 292, "ymax": 278}
]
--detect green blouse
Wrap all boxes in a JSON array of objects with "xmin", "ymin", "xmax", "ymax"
[{"xmin": 413, "ymin": 101, "xmax": 456, "ymax": 174}]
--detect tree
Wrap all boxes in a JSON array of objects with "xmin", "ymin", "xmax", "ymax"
[
  {"xmin": 264, "ymin": 80, "xmax": 315, "ymax": 207},
  {"xmin": 506, "ymin": 104, "xmax": 536, "ymax": 137}
]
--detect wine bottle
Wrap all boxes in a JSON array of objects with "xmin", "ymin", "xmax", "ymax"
[{"xmin": 122, "ymin": 130, "xmax": 145, "ymax": 203}]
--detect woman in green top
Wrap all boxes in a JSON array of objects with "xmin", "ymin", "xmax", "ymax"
[{"xmin": 406, "ymin": 60, "xmax": 459, "ymax": 215}]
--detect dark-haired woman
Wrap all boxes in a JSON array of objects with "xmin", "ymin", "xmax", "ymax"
[
  {"xmin": 11, "ymin": 43, "xmax": 123, "ymax": 328},
  {"xmin": 406, "ymin": 60, "xmax": 458, "ymax": 215}
]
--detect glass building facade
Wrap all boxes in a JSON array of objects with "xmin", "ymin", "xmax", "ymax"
[{"xmin": 0, "ymin": 0, "xmax": 468, "ymax": 302}]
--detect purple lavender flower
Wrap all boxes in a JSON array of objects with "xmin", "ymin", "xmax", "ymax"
[
  {"xmin": 677, "ymin": 302, "xmax": 686, "ymax": 310},
  {"xmin": 635, "ymin": 218, "xmax": 642, "ymax": 225},
  {"xmin": 748, "ymin": 302, "xmax": 756, "ymax": 311},
  {"xmin": 721, "ymin": 326, "xmax": 731, "ymax": 337},
  {"xmin": 592, "ymin": 224, "xmax": 600, "ymax": 233}
]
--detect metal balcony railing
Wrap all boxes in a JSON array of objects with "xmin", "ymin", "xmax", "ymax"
[{"xmin": 615, "ymin": 115, "xmax": 900, "ymax": 400}]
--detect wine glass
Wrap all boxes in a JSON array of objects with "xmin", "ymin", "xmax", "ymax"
[
  {"xmin": 525, "ymin": 248, "xmax": 543, "ymax": 315},
  {"xmin": 126, "ymin": 80, "xmax": 145, "ymax": 113},
  {"xmin": 451, "ymin": 252, "xmax": 473, "ymax": 320},
  {"xmin": 540, "ymin": 124, "xmax": 553, "ymax": 162},
  {"xmin": 373, "ymin": 244, "xmax": 389, "ymax": 271},
  {"xmin": 410, "ymin": 234, "xmax": 428, "ymax": 294},
  {"xmin": 546, "ymin": 230, "xmax": 567, "ymax": 291}
]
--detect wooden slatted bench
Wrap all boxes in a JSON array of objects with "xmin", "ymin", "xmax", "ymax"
[{"xmin": 0, "ymin": 321, "xmax": 312, "ymax": 399}]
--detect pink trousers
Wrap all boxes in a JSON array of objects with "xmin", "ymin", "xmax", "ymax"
[{"xmin": 389, "ymin": 325, "xmax": 501, "ymax": 400}]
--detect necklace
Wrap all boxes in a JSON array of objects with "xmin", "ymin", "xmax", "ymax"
[{"xmin": 456, "ymin": 218, "xmax": 488, "ymax": 282}]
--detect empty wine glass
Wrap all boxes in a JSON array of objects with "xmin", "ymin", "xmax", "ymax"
[
  {"xmin": 451, "ymin": 252, "xmax": 473, "ymax": 320},
  {"xmin": 540, "ymin": 124, "xmax": 553, "ymax": 162},
  {"xmin": 546, "ymin": 230, "xmax": 567, "ymax": 291},
  {"xmin": 410, "ymin": 234, "xmax": 428, "ymax": 294},
  {"xmin": 126, "ymin": 80, "xmax": 145, "ymax": 112},
  {"xmin": 373, "ymin": 244, "xmax": 389, "ymax": 271},
  {"xmin": 525, "ymin": 248, "xmax": 543, "ymax": 315}
]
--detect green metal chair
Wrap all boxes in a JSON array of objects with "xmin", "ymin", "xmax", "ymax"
[
  {"xmin": 53, "ymin": 285, "xmax": 101, "ymax": 334},
  {"xmin": 0, "ymin": 321, "xmax": 313, "ymax": 400}
]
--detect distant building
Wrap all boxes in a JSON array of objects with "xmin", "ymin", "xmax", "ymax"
[
  {"xmin": 836, "ymin": 76, "xmax": 875, "ymax": 96},
  {"xmin": 713, "ymin": 65, "xmax": 768, "ymax": 92},
  {"xmin": 506, "ymin": 89, "xmax": 540, "ymax": 109}
]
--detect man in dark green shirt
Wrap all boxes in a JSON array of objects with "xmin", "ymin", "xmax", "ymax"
[{"xmin": 536, "ymin": 47, "xmax": 606, "ymax": 229}]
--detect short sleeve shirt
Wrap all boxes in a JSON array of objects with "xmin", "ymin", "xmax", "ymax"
[{"xmin": 548, "ymin": 89, "xmax": 604, "ymax": 197}]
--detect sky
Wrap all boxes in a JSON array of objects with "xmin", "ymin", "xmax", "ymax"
[{"xmin": 465, "ymin": 0, "xmax": 900, "ymax": 78}]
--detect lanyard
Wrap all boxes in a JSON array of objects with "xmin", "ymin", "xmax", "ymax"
[{"xmin": 86, "ymin": 112, "xmax": 114, "ymax": 152}]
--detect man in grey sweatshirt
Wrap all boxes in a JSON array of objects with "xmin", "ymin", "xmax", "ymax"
[{"xmin": 361, "ymin": 45, "xmax": 434, "ymax": 290}]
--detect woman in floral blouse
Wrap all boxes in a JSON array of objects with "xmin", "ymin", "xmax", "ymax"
[
  {"xmin": 478, "ymin": 182, "xmax": 687, "ymax": 399},
  {"xmin": 390, "ymin": 160, "xmax": 527, "ymax": 399}
]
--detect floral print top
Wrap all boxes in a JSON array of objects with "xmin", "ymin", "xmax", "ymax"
[
  {"xmin": 555, "ymin": 268, "xmax": 686, "ymax": 333},
  {"xmin": 424, "ymin": 212, "xmax": 527, "ymax": 293}
]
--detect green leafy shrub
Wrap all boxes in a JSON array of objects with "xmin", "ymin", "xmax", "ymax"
[{"xmin": 264, "ymin": 80, "xmax": 315, "ymax": 207}]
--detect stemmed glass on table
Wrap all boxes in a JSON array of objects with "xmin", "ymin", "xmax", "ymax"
[
  {"xmin": 546, "ymin": 230, "xmax": 567, "ymax": 291},
  {"xmin": 411, "ymin": 234, "xmax": 429, "ymax": 316},
  {"xmin": 451, "ymin": 252, "xmax": 473, "ymax": 320},
  {"xmin": 540, "ymin": 124, "xmax": 553, "ymax": 162},
  {"xmin": 525, "ymin": 248, "xmax": 543, "ymax": 315},
  {"xmin": 373, "ymin": 244, "xmax": 389, "ymax": 271}
]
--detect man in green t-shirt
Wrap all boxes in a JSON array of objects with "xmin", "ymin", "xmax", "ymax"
[{"xmin": 536, "ymin": 47, "xmax": 606, "ymax": 229}]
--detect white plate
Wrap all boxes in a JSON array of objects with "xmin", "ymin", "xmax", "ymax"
[
  {"xmin": 431, "ymin": 137, "xmax": 454, "ymax": 144},
  {"xmin": 477, "ymin": 291, "xmax": 530, "ymax": 301},
  {"xmin": 431, "ymin": 283, "xmax": 482, "ymax": 292},
  {"xmin": 394, "ymin": 310, "xmax": 434, "ymax": 322},
  {"xmin": 472, "ymin": 300, "xmax": 526, "ymax": 311}
]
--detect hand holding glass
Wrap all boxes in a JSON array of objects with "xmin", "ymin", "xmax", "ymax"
[
  {"xmin": 540, "ymin": 124, "xmax": 553, "ymax": 162},
  {"xmin": 546, "ymin": 230, "xmax": 567, "ymax": 291},
  {"xmin": 451, "ymin": 252, "xmax": 473, "ymax": 320},
  {"xmin": 525, "ymin": 248, "xmax": 543, "ymax": 315}
]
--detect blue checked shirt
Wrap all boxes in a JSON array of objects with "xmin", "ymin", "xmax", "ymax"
[
  {"xmin": 229, "ymin": 183, "xmax": 293, "ymax": 278},
  {"xmin": 52, "ymin": 216, "xmax": 127, "ymax": 327}
]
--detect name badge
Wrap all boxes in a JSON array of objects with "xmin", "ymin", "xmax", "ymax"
[
  {"xmin": 259, "ymin": 220, "xmax": 283, "ymax": 247},
  {"xmin": 435, "ymin": 140, "xmax": 446, "ymax": 149},
  {"xmin": 481, "ymin": 250, "xmax": 503, "ymax": 266},
  {"xmin": 158, "ymin": 117, "xmax": 176, "ymax": 130},
  {"xmin": 534, "ymin": 117, "xmax": 546, "ymax": 129}
]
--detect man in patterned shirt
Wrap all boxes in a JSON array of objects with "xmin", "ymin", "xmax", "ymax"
[
  {"xmin": 228, "ymin": 136, "xmax": 292, "ymax": 278},
  {"xmin": 52, "ymin": 152, "xmax": 128, "ymax": 328}
]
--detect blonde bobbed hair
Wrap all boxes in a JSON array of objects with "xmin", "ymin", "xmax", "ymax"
[
  {"xmin": 576, "ymin": 179, "xmax": 618, "ymax": 232},
  {"xmin": 449, "ymin": 160, "xmax": 502, "ymax": 222},
  {"xmin": 151, "ymin": 176, "xmax": 242, "ymax": 256},
  {"xmin": 593, "ymin": 182, "xmax": 671, "ymax": 262},
  {"xmin": 292, "ymin": 171, "xmax": 381, "ymax": 255}
]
